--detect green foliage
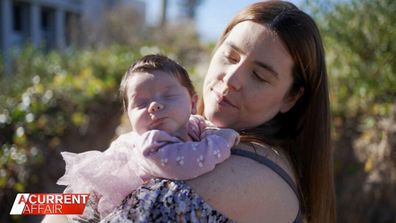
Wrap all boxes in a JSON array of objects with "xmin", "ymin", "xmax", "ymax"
[
  {"xmin": 307, "ymin": 0, "xmax": 396, "ymax": 117},
  {"xmin": 305, "ymin": 0, "xmax": 396, "ymax": 222},
  {"xmin": 0, "ymin": 46, "xmax": 137, "ymax": 200}
]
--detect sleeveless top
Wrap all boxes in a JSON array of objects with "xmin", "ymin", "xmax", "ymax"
[
  {"xmin": 71, "ymin": 149, "xmax": 303, "ymax": 223},
  {"xmin": 231, "ymin": 149, "xmax": 303, "ymax": 223}
]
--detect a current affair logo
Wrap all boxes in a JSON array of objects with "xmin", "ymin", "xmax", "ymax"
[{"xmin": 10, "ymin": 193, "xmax": 89, "ymax": 215}]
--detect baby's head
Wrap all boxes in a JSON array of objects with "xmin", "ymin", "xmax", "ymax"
[{"xmin": 120, "ymin": 54, "xmax": 197, "ymax": 138}]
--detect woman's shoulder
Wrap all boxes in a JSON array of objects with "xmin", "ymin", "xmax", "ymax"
[{"xmin": 187, "ymin": 143, "xmax": 299, "ymax": 222}]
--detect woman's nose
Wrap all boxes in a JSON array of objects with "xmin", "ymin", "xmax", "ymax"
[
  {"xmin": 222, "ymin": 65, "xmax": 244, "ymax": 91},
  {"xmin": 148, "ymin": 101, "xmax": 164, "ymax": 113}
]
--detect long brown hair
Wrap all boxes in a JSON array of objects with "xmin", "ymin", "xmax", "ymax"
[{"xmin": 202, "ymin": 1, "xmax": 336, "ymax": 222}]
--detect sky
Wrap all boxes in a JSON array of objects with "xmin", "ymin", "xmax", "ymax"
[{"xmin": 145, "ymin": 0, "xmax": 303, "ymax": 42}]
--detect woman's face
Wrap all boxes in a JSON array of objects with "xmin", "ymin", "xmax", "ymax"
[{"xmin": 203, "ymin": 21, "xmax": 297, "ymax": 130}]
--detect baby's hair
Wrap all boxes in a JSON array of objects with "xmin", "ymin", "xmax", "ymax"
[{"xmin": 120, "ymin": 54, "xmax": 196, "ymax": 111}]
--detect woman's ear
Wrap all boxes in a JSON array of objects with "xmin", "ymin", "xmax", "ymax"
[
  {"xmin": 280, "ymin": 87, "xmax": 304, "ymax": 113},
  {"xmin": 191, "ymin": 94, "xmax": 199, "ymax": 115}
]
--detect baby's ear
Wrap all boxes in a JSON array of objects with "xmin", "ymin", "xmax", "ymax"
[{"xmin": 191, "ymin": 94, "xmax": 199, "ymax": 115}]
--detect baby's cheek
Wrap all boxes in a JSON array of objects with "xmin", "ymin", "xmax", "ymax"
[{"xmin": 131, "ymin": 111, "xmax": 147, "ymax": 132}]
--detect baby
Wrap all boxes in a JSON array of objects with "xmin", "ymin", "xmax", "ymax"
[{"xmin": 57, "ymin": 54, "xmax": 239, "ymax": 219}]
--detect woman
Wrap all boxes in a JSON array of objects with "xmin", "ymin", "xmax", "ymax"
[
  {"xmin": 43, "ymin": 1, "xmax": 335, "ymax": 222},
  {"xmin": 104, "ymin": 1, "xmax": 335, "ymax": 222}
]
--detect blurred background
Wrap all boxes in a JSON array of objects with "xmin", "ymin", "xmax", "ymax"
[{"xmin": 0, "ymin": 0, "xmax": 395, "ymax": 222}]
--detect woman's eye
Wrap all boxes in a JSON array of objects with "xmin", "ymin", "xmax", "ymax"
[
  {"xmin": 253, "ymin": 71, "xmax": 267, "ymax": 82},
  {"xmin": 222, "ymin": 51, "xmax": 238, "ymax": 64},
  {"xmin": 226, "ymin": 55, "xmax": 238, "ymax": 63}
]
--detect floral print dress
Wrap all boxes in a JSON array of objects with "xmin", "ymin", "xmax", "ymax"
[
  {"xmin": 101, "ymin": 178, "xmax": 233, "ymax": 223},
  {"xmin": 67, "ymin": 178, "xmax": 234, "ymax": 223}
]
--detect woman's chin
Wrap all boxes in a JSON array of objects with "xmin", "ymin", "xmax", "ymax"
[{"xmin": 208, "ymin": 115, "xmax": 232, "ymax": 128}]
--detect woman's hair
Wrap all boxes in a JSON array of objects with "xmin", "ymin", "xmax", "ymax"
[
  {"xmin": 209, "ymin": 1, "xmax": 336, "ymax": 222},
  {"xmin": 120, "ymin": 54, "xmax": 196, "ymax": 111}
]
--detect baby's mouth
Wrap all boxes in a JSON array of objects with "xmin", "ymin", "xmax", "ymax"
[{"xmin": 150, "ymin": 117, "xmax": 167, "ymax": 129}]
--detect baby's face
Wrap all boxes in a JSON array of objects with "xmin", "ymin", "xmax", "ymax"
[{"xmin": 126, "ymin": 71, "xmax": 195, "ymax": 139}]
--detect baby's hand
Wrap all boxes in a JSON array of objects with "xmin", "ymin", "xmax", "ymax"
[{"xmin": 212, "ymin": 128, "xmax": 240, "ymax": 147}]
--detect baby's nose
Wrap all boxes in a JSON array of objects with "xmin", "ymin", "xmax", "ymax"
[{"xmin": 148, "ymin": 101, "xmax": 164, "ymax": 113}]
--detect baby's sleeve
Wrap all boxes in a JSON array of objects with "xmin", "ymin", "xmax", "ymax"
[{"xmin": 136, "ymin": 127, "xmax": 238, "ymax": 180}]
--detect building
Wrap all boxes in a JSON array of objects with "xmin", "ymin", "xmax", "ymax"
[
  {"xmin": 0, "ymin": 0, "xmax": 145, "ymax": 75},
  {"xmin": 1, "ymin": 0, "xmax": 82, "ymax": 74}
]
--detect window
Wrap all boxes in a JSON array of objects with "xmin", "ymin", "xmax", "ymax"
[{"xmin": 12, "ymin": 3, "xmax": 23, "ymax": 31}]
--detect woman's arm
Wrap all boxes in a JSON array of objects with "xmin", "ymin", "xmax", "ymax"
[{"xmin": 187, "ymin": 144, "xmax": 300, "ymax": 223}]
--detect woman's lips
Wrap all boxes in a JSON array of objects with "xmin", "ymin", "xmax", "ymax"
[{"xmin": 213, "ymin": 90, "xmax": 239, "ymax": 109}]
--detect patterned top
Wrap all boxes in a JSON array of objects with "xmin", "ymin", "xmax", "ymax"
[
  {"xmin": 66, "ymin": 178, "xmax": 234, "ymax": 223},
  {"xmin": 101, "ymin": 178, "xmax": 234, "ymax": 223}
]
